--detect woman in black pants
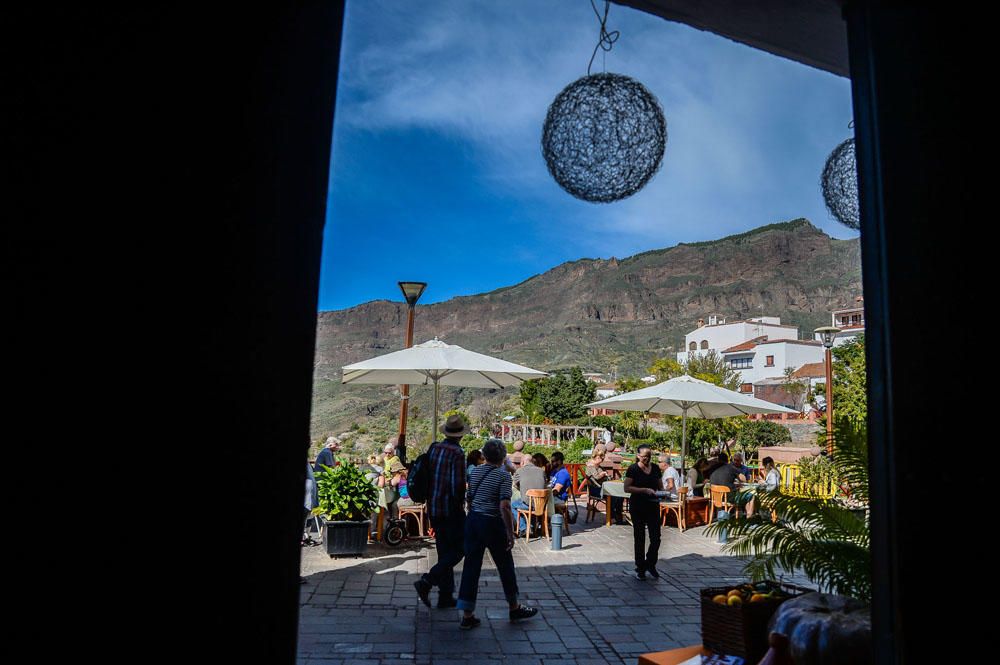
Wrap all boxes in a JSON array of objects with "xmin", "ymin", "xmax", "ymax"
[
  {"xmin": 624, "ymin": 443, "xmax": 663, "ymax": 580},
  {"xmin": 456, "ymin": 439, "xmax": 538, "ymax": 630}
]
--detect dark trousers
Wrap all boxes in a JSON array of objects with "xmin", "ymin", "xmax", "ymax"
[
  {"xmin": 424, "ymin": 512, "xmax": 465, "ymax": 596},
  {"xmin": 457, "ymin": 511, "xmax": 519, "ymax": 612},
  {"xmin": 631, "ymin": 500, "xmax": 661, "ymax": 573}
]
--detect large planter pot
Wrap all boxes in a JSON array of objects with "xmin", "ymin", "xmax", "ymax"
[{"xmin": 323, "ymin": 520, "xmax": 370, "ymax": 557}]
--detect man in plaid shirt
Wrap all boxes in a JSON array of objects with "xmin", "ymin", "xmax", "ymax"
[{"xmin": 414, "ymin": 414, "xmax": 468, "ymax": 609}]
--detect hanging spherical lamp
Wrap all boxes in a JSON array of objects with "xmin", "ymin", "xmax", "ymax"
[
  {"xmin": 542, "ymin": 72, "xmax": 666, "ymax": 203},
  {"xmin": 821, "ymin": 138, "xmax": 860, "ymax": 230}
]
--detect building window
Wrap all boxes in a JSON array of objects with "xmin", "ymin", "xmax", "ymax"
[
  {"xmin": 689, "ymin": 341, "xmax": 697, "ymax": 351},
  {"xmin": 700, "ymin": 340, "xmax": 709, "ymax": 349},
  {"xmin": 740, "ymin": 383, "xmax": 753, "ymax": 393},
  {"xmin": 765, "ymin": 355, "xmax": 774, "ymax": 367},
  {"xmin": 730, "ymin": 357, "xmax": 752, "ymax": 369}
]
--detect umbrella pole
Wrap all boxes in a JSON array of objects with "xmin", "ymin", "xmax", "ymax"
[
  {"xmin": 681, "ymin": 408, "xmax": 688, "ymax": 482},
  {"xmin": 432, "ymin": 378, "xmax": 439, "ymax": 442}
]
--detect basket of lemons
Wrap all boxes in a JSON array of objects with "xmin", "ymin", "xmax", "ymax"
[{"xmin": 700, "ymin": 580, "xmax": 811, "ymax": 662}]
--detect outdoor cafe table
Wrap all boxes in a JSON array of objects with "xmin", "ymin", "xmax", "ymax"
[{"xmin": 600, "ymin": 481, "xmax": 629, "ymax": 526}]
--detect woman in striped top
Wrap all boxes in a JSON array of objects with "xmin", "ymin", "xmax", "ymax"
[{"xmin": 456, "ymin": 438, "xmax": 538, "ymax": 630}]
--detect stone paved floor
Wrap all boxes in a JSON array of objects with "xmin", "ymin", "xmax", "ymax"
[{"xmin": 298, "ymin": 512, "xmax": 810, "ymax": 665}]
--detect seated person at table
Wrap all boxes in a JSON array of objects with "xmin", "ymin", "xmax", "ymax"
[
  {"xmin": 548, "ymin": 451, "xmax": 571, "ymax": 509},
  {"xmin": 763, "ymin": 456, "xmax": 781, "ymax": 490},
  {"xmin": 744, "ymin": 456, "xmax": 781, "ymax": 518},
  {"xmin": 511, "ymin": 453, "xmax": 548, "ymax": 532},
  {"xmin": 661, "ymin": 460, "xmax": 681, "ymax": 500},
  {"xmin": 708, "ymin": 453, "xmax": 746, "ymax": 490},
  {"xmin": 687, "ymin": 457, "xmax": 708, "ymax": 496},
  {"xmin": 708, "ymin": 453, "xmax": 749, "ymax": 514},
  {"xmin": 466, "ymin": 449, "xmax": 485, "ymax": 481},
  {"xmin": 731, "ymin": 452, "xmax": 752, "ymax": 481},
  {"xmin": 586, "ymin": 450, "xmax": 624, "ymax": 524}
]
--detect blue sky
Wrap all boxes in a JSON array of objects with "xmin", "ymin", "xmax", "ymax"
[{"xmin": 319, "ymin": 0, "xmax": 856, "ymax": 312}]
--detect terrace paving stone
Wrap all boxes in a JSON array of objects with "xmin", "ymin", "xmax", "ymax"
[{"xmin": 299, "ymin": 512, "xmax": 811, "ymax": 664}]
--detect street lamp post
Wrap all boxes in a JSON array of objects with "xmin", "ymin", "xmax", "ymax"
[
  {"xmin": 396, "ymin": 281, "xmax": 427, "ymax": 465},
  {"xmin": 814, "ymin": 326, "xmax": 841, "ymax": 456}
]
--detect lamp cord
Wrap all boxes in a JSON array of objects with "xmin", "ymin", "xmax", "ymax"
[{"xmin": 587, "ymin": 0, "xmax": 620, "ymax": 76}]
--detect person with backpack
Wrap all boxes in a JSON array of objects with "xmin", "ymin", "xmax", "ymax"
[
  {"xmin": 412, "ymin": 415, "xmax": 468, "ymax": 610},
  {"xmin": 456, "ymin": 438, "xmax": 538, "ymax": 629}
]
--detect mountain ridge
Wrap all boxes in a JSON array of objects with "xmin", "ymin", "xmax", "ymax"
[{"xmin": 312, "ymin": 218, "xmax": 861, "ymax": 437}]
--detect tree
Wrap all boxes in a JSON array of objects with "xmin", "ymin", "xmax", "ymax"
[
  {"xmin": 648, "ymin": 356, "xmax": 683, "ymax": 383},
  {"xmin": 661, "ymin": 417, "xmax": 738, "ymax": 460},
  {"xmin": 830, "ymin": 335, "xmax": 867, "ymax": 429},
  {"xmin": 536, "ymin": 367, "xmax": 597, "ymax": 423},
  {"xmin": 735, "ymin": 419, "xmax": 792, "ymax": 458},
  {"xmin": 781, "ymin": 366, "xmax": 809, "ymax": 411},
  {"xmin": 518, "ymin": 379, "xmax": 542, "ymax": 424},
  {"xmin": 615, "ymin": 376, "xmax": 645, "ymax": 393},
  {"xmin": 683, "ymin": 350, "xmax": 741, "ymax": 390}
]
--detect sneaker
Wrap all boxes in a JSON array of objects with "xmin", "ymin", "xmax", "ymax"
[
  {"xmin": 413, "ymin": 579, "xmax": 432, "ymax": 608},
  {"xmin": 647, "ymin": 567, "xmax": 660, "ymax": 579},
  {"xmin": 437, "ymin": 595, "xmax": 457, "ymax": 609},
  {"xmin": 508, "ymin": 605, "xmax": 538, "ymax": 622},
  {"xmin": 459, "ymin": 615, "xmax": 481, "ymax": 630}
]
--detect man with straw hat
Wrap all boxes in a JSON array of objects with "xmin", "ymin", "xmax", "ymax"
[{"xmin": 414, "ymin": 414, "xmax": 468, "ymax": 610}]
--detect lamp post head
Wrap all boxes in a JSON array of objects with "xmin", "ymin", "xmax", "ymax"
[
  {"xmin": 398, "ymin": 281, "xmax": 427, "ymax": 306},
  {"xmin": 814, "ymin": 326, "xmax": 841, "ymax": 349}
]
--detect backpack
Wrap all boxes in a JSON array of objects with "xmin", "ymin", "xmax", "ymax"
[{"xmin": 406, "ymin": 443, "xmax": 434, "ymax": 504}]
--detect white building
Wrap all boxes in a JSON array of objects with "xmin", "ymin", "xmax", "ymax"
[
  {"xmin": 676, "ymin": 315, "xmax": 799, "ymax": 365},
  {"xmin": 815, "ymin": 297, "xmax": 865, "ymax": 347},
  {"xmin": 676, "ymin": 315, "xmax": 825, "ymax": 394}
]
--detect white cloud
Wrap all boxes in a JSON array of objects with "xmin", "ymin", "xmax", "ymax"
[{"xmin": 334, "ymin": 0, "xmax": 855, "ymax": 257}]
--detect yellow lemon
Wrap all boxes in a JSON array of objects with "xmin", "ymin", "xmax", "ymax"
[
  {"xmin": 712, "ymin": 594, "xmax": 728, "ymax": 605},
  {"xmin": 727, "ymin": 589, "xmax": 742, "ymax": 598}
]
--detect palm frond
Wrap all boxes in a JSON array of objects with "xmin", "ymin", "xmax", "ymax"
[{"xmin": 706, "ymin": 421, "xmax": 872, "ymax": 604}]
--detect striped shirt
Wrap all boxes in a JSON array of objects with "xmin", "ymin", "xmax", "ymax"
[
  {"xmin": 427, "ymin": 439, "xmax": 465, "ymax": 518},
  {"xmin": 466, "ymin": 464, "xmax": 512, "ymax": 516}
]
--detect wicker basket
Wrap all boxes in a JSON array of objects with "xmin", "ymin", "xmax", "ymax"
[{"xmin": 700, "ymin": 580, "xmax": 812, "ymax": 662}]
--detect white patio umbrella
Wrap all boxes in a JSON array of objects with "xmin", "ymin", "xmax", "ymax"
[
  {"xmin": 586, "ymin": 374, "xmax": 798, "ymax": 478},
  {"xmin": 342, "ymin": 338, "xmax": 547, "ymax": 438}
]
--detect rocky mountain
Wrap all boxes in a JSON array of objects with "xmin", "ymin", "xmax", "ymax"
[{"xmin": 312, "ymin": 219, "xmax": 861, "ymax": 438}]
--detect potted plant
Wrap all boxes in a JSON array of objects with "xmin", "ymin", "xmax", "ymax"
[{"xmin": 313, "ymin": 459, "xmax": 379, "ymax": 557}]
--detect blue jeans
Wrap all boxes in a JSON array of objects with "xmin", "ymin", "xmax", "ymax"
[
  {"xmin": 511, "ymin": 499, "xmax": 529, "ymax": 532},
  {"xmin": 457, "ymin": 511, "xmax": 519, "ymax": 612},
  {"xmin": 424, "ymin": 511, "xmax": 465, "ymax": 596}
]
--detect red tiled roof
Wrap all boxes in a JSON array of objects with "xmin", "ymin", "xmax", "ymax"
[
  {"xmin": 792, "ymin": 362, "xmax": 826, "ymax": 378},
  {"xmin": 757, "ymin": 338, "xmax": 823, "ymax": 347},
  {"xmin": 722, "ymin": 335, "xmax": 768, "ymax": 353}
]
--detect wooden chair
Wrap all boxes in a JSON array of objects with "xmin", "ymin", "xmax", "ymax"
[
  {"xmin": 708, "ymin": 484, "xmax": 739, "ymax": 524},
  {"xmin": 553, "ymin": 499, "xmax": 572, "ymax": 535},
  {"xmin": 397, "ymin": 503, "xmax": 427, "ymax": 537},
  {"xmin": 584, "ymin": 478, "xmax": 606, "ymax": 523},
  {"xmin": 659, "ymin": 486, "xmax": 688, "ymax": 531},
  {"xmin": 517, "ymin": 489, "xmax": 550, "ymax": 542}
]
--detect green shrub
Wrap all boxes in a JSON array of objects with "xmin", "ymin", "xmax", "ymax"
[{"xmin": 314, "ymin": 460, "xmax": 379, "ymax": 521}]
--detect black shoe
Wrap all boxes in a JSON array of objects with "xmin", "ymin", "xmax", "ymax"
[
  {"xmin": 414, "ymin": 579, "xmax": 432, "ymax": 608},
  {"xmin": 647, "ymin": 567, "xmax": 660, "ymax": 579},
  {"xmin": 509, "ymin": 605, "xmax": 538, "ymax": 622},
  {"xmin": 459, "ymin": 615, "xmax": 481, "ymax": 630},
  {"xmin": 635, "ymin": 571, "xmax": 647, "ymax": 580},
  {"xmin": 437, "ymin": 595, "xmax": 457, "ymax": 609}
]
